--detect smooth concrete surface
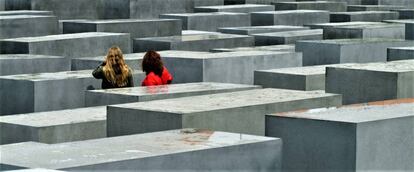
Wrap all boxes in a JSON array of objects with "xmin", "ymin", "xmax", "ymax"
[
  {"xmin": 325, "ymin": 60, "xmax": 414, "ymax": 104},
  {"xmin": 0, "ymin": 106, "xmax": 106, "ymax": 144},
  {"xmin": 383, "ymin": 19, "xmax": 414, "ymax": 24},
  {"xmin": 0, "ymin": 129, "xmax": 282, "ymax": 171},
  {"xmin": 218, "ymin": 25, "xmax": 309, "ymax": 35},
  {"xmin": 387, "ymin": 46, "xmax": 414, "ymax": 61},
  {"xmin": 211, "ymin": 44, "xmax": 295, "ymax": 52},
  {"xmin": 253, "ymin": 29, "xmax": 323, "ymax": 45},
  {"xmin": 107, "ymin": 88, "xmax": 342, "ymax": 136},
  {"xmin": 251, "ymin": 10, "xmax": 330, "ymax": 26},
  {"xmin": 71, "ymin": 53, "xmax": 144, "ymax": 70},
  {"xmin": 330, "ymin": 11, "xmax": 399, "ymax": 22},
  {"xmin": 392, "ymin": 9, "xmax": 414, "ymax": 19},
  {"xmin": 296, "ymin": 38, "xmax": 414, "ymax": 65},
  {"xmin": 361, "ymin": 0, "xmax": 414, "ymax": 8},
  {"xmin": 195, "ymin": 4, "xmax": 274, "ymax": 13},
  {"xmin": 0, "ymin": 15, "xmax": 58, "ymax": 39},
  {"xmin": 266, "ymin": 100, "xmax": 414, "ymax": 171},
  {"xmin": 0, "ymin": 54, "xmax": 70, "ymax": 76},
  {"xmin": 0, "ymin": 10, "xmax": 53, "ymax": 16},
  {"xmin": 0, "ymin": 70, "xmax": 145, "ymax": 115},
  {"xmin": 85, "ymin": 82, "xmax": 260, "ymax": 106},
  {"xmin": 0, "ymin": 32, "xmax": 131, "ymax": 59},
  {"xmin": 274, "ymin": 1, "xmax": 347, "ymax": 12},
  {"xmin": 407, "ymin": 22, "xmax": 414, "ymax": 40},
  {"xmin": 347, "ymin": 5, "xmax": 405, "ymax": 11},
  {"xmin": 322, "ymin": 23, "xmax": 406, "ymax": 39}
]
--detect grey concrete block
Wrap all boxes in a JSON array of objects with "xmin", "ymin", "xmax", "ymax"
[
  {"xmin": 107, "ymin": 89, "xmax": 341, "ymax": 136},
  {"xmin": 326, "ymin": 60, "xmax": 414, "ymax": 104},
  {"xmin": 306, "ymin": 21, "xmax": 382, "ymax": 38},
  {"xmin": 0, "ymin": 32, "xmax": 131, "ymax": 59},
  {"xmin": 162, "ymin": 51, "xmax": 302, "ymax": 84},
  {"xmin": 133, "ymin": 33, "xmax": 254, "ymax": 52},
  {"xmin": 407, "ymin": 22, "xmax": 414, "ymax": 40},
  {"xmin": 225, "ymin": 0, "xmax": 296, "ymax": 5},
  {"xmin": 387, "ymin": 46, "xmax": 414, "ymax": 61},
  {"xmin": 1, "ymin": 129, "xmax": 282, "ymax": 171},
  {"xmin": 274, "ymin": 1, "xmax": 347, "ymax": 12},
  {"xmin": 266, "ymin": 101, "xmax": 414, "ymax": 171},
  {"xmin": 0, "ymin": 70, "xmax": 145, "ymax": 115},
  {"xmin": 160, "ymin": 12, "xmax": 250, "ymax": 31},
  {"xmin": 347, "ymin": 5, "xmax": 405, "ymax": 12},
  {"xmin": 392, "ymin": 9, "xmax": 414, "ymax": 19},
  {"xmin": 195, "ymin": 4, "xmax": 274, "ymax": 13},
  {"xmin": 361, "ymin": 0, "xmax": 414, "ymax": 8},
  {"xmin": 71, "ymin": 53, "xmax": 144, "ymax": 71},
  {"xmin": 4, "ymin": 0, "xmax": 30, "ymax": 10},
  {"xmin": 253, "ymin": 29, "xmax": 323, "ymax": 46},
  {"xmin": 0, "ymin": 54, "xmax": 70, "ymax": 76},
  {"xmin": 0, "ymin": 106, "xmax": 106, "ymax": 144},
  {"xmin": 211, "ymin": 44, "xmax": 295, "ymax": 52},
  {"xmin": 251, "ymin": 10, "xmax": 330, "ymax": 26},
  {"xmin": 0, "ymin": 15, "xmax": 58, "ymax": 39},
  {"xmin": 0, "ymin": 10, "xmax": 52, "ymax": 16},
  {"xmin": 0, "ymin": 0, "xmax": 4, "ymax": 10},
  {"xmin": 324, "ymin": 23, "xmax": 406, "ymax": 39},
  {"xmin": 218, "ymin": 25, "xmax": 310, "ymax": 35},
  {"xmin": 383, "ymin": 19, "xmax": 414, "ymax": 24},
  {"xmin": 295, "ymin": 38, "xmax": 414, "ymax": 66},
  {"xmin": 330, "ymin": 11, "xmax": 399, "ymax": 22},
  {"xmin": 62, "ymin": 19, "xmax": 182, "ymax": 39}
]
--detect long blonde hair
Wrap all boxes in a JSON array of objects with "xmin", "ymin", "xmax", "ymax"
[{"xmin": 103, "ymin": 46, "xmax": 130, "ymax": 87}]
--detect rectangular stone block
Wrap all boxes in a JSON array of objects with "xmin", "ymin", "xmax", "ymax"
[
  {"xmin": 383, "ymin": 19, "xmax": 414, "ymax": 24},
  {"xmin": 392, "ymin": 9, "xmax": 414, "ymax": 19},
  {"xmin": 211, "ymin": 44, "xmax": 296, "ymax": 52},
  {"xmin": 253, "ymin": 29, "xmax": 323, "ymax": 46},
  {"xmin": 133, "ymin": 33, "xmax": 254, "ymax": 52},
  {"xmin": 218, "ymin": 25, "xmax": 309, "ymax": 35},
  {"xmin": 71, "ymin": 53, "xmax": 144, "ymax": 71},
  {"xmin": 0, "ymin": 10, "xmax": 52, "ymax": 16},
  {"xmin": 347, "ymin": 5, "xmax": 405, "ymax": 11},
  {"xmin": 296, "ymin": 38, "xmax": 414, "ymax": 66},
  {"xmin": 266, "ymin": 100, "xmax": 414, "ymax": 171},
  {"xmin": 387, "ymin": 46, "xmax": 414, "ymax": 61},
  {"xmin": 195, "ymin": 4, "xmax": 274, "ymax": 13},
  {"xmin": 0, "ymin": 0, "xmax": 4, "ymax": 10},
  {"xmin": 3, "ymin": 0, "xmax": 30, "ymax": 10},
  {"xmin": 0, "ymin": 54, "xmax": 70, "ymax": 76},
  {"xmin": 326, "ymin": 60, "xmax": 414, "ymax": 104},
  {"xmin": 330, "ymin": 11, "xmax": 399, "ymax": 22},
  {"xmin": 225, "ymin": 0, "xmax": 296, "ymax": 5},
  {"xmin": 361, "ymin": 0, "xmax": 414, "ymax": 8},
  {"xmin": 0, "ymin": 129, "xmax": 282, "ymax": 171},
  {"xmin": 274, "ymin": 1, "xmax": 347, "ymax": 12},
  {"xmin": 163, "ymin": 51, "xmax": 302, "ymax": 84},
  {"xmin": 160, "ymin": 12, "xmax": 250, "ymax": 31},
  {"xmin": 0, "ymin": 106, "xmax": 106, "ymax": 144},
  {"xmin": 0, "ymin": 70, "xmax": 145, "ymax": 115},
  {"xmin": 86, "ymin": 82, "xmax": 260, "ymax": 107},
  {"xmin": 0, "ymin": 15, "xmax": 58, "ymax": 39},
  {"xmin": 323, "ymin": 23, "xmax": 406, "ymax": 39},
  {"xmin": 407, "ymin": 22, "xmax": 414, "ymax": 40},
  {"xmin": 107, "ymin": 89, "xmax": 341, "ymax": 136},
  {"xmin": 0, "ymin": 32, "xmax": 131, "ymax": 59},
  {"xmin": 306, "ymin": 21, "xmax": 382, "ymax": 38},
  {"xmin": 251, "ymin": 10, "xmax": 330, "ymax": 26},
  {"xmin": 62, "ymin": 19, "xmax": 182, "ymax": 39}
]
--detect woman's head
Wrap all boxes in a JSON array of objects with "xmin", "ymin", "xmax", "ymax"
[
  {"xmin": 142, "ymin": 50, "xmax": 163, "ymax": 77},
  {"xmin": 103, "ymin": 46, "xmax": 130, "ymax": 87}
]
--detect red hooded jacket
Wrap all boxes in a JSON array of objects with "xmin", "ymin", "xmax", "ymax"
[{"xmin": 141, "ymin": 67, "xmax": 173, "ymax": 86}]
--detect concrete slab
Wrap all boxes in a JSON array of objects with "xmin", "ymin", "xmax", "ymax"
[
  {"xmin": 253, "ymin": 29, "xmax": 323, "ymax": 45},
  {"xmin": 71, "ymin": 53, "xmax": 144, "ymax": 71},
  {"xmin": 387, "ymin": 46, "xmax": 414, "ymax": 61},
  {"xmin": 251, "ymin": 10, "xmax": 330, "ymax": 26},
  {"xmin": 0, "ymin": 15, "xmax": 58, "ymax": 39},
  {"xmin": 391, "ymin": 9, "xmax": 414, "ymax": 19},
  {"xmin": 218, "ymin": 25, "xmax": 310, "ymax": 35},
  {"xmin": 195, "ymin": 4, "xmax": 274, "ymax": 13},
  {"xmin": 0, "ymin": 129, "xmax": 282, "ymax": 171},
  {"xmin": 274, "ymin": 1, "xmax": 347, "ymax": 12},
  {"xmin": 383, "ymin": 19, "xmax": 414, "ymax": 24},
  {"xmin": 326, "ymin": 60, "xmax": 414, "ymax": 104},
  {"xmin": 211, "ymin": 44, "xmax": 295, "ymax": 52},
  {"xmin": 0, "ymin": 70, "xmax": 145, "ymax": 115},
  {"xmin": 361, "ymin": 0, "xmax": 414, "ymax": 8},
  {"xmin": 295, "ymin": 38, "xmax": 414, "ymax": 65},
  {"xmin": 0, "ymin": 54, "xmax": 70, "ymax": 76},
  {"xmin": 0, "ymin": 106, "xmax": 106, "ymax": 144},
  {"xmin": 330, "ymin": 11, "xmax": 399, "ymax": 22},
  {"xmin": 182, "ymin": 30, "xmax": 221, "ymax": 35},
  {"xmin": 0, "ymin": 10, "xmax": 52, "ymax": 16},
  {"xmin": 407, "ymin": 22, "xmax": 414, "ymax": 40},
  {"xmin": 0, "ymin": 32, "xmax": 131, "ymax": 59},
  {"xmin": 324, "ymin": 23, "xmax": 406, "ymax": 39},
  {"xmin": 266, "ymin": 99, "xmax": 414, "ymax": 171},
  {"xmin": 225, "ymin": 0, "xmax": 297, "ymax": 5},
  {"xmin": 160, "ymin": 12, "xmax": 250, "ymax": 31},
  {"xmin": 347, "ymin": 5, "xmax": 405, "ymax": 11}
]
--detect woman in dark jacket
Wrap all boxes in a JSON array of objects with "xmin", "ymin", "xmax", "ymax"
[
  {"xmin": 93, "ymin": 46, "xmax": 134, "ymax": 89},
  {"xmin": 141, "ymin": 50, "xmax": 173, "ymax": 86}
]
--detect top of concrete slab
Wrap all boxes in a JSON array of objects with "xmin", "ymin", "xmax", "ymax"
[
  {"xmin": 4, "ymin": 169, "xmax": 64, "ymax": 172},
  {"xmin": 383, "ymin": 19, "xmax": 414, "ymax": 24},
  {"xmin": 252, "ymin": 29, "xmax": 322, "ymax": 37},
  {"xmin": 388, "ymin": 46, "xmax": 414, "ymax": 50},
  {"xmin": 182, "ymin": 30, "xmax": 222, "ymax": 35},
  {"xmin": 64, "ymin": 19, "xmax": 178, "ymax": 24},
  {"xmin": 298, "ymin": 38, "xmax": 414, "ymax": 45},
  {"xmin": 336, "ymin": 23, "xmax": 404, "ymax": 29},
  {"xmin": 0, "ymin": 15, "xmax": 55, "ymax": 20},
  {"xmin": 136, "ymin": 33, "xmax": 251, "ymax": 42},
  {"xmin": 220, "ymin": 25, "xmax": 308, "ymax": 31},
  {"xmin": 331, "ymin": 11, "xmax": 398, "ymax": 15},
  {"xmin": 307, "ymin": 22, "xmax": 390, "ymax": 28},
  {"xmin": 110, "ymin": 88, "xmax": 339, "ymax": 113},
  {"xmin": 0, "ymin": 129, "xmax": 278, "ymax": 169},
  {"xmin": 327, "ymin": 60, "xmax": 414, "ymax": 73},
  {"xmin": 2, "ymin": 32, "xmax": 129, "ymax": 42},
  {"xmin": 0, "ymin": 106, "xmax": 106, "ymax": 127},
  {"xmin": 161, "ymin": 12, "xmax": 247, "ymax": 17},
  {"xmin": 256, "ymin": 64, "xmax": 345, "ymax": 75},
  {"xmin": 0, "ymin": 54, "xmax": 64, "ymax": 60},
  {"xmin": 0, "ymin": 10, "xmax": 53, "ymax": 16},
  {"xmin": 165, "ymin": 50, "xmax": 295, "ymax": 59},
  {"xmin": 196, "ymin": 4, "xmax": 273, "ymax": 9},
  {"xmin": 212, "ymin": 44, "xmax": 295, "ymax": 52},
  {"xmin": 0, "ymin": 70, "xmax": 94, "ymax": 81},
  {"xmin": 270, "ymin": 99, "xmax": 414, "ymax": 123},
  {"xmin": 252, "ymin": 10, "xmax": 329, "ymax": 14},
  {"xmin": 274, "ymin": 1, "xmax": 345, "ymax": 4}
]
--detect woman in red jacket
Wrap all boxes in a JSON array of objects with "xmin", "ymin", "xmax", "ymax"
[{"xmin": 141, "ymin": 50, "xmax": 173, "ymax": 86}]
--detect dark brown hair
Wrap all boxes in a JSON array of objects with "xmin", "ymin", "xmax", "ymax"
[{"xmin": 142, "ymin": 50, "xmax": 163, "ymax": 77}]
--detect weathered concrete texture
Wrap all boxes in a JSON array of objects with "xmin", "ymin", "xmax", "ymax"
[
  {"xmin": 387, "ymin": 46, "xmax": 414, "ymax": 61},
  {"xmin": 182, "ymin": 30, "xmax": 221, "ymax": 35},
  {"xmin": 266, "ymin": 100, "xmax": 414, "ymax": 171},
  {"xmin": 0, "ymin": 70, "xmax": 145, "ymax": 115},
  {"xmin": 225, "ymin": 0, "xmax": 296, "ymax": 5},
  {"xmin": 218, "ymin": 25, "xmax": 309, "ymax": 35},
  {"xmin": 0, "ymin": 106, "xmax": 106, "ymax": 144},
  {"xmin": 0, "ymin": 32, "xmax": 131, "ymax": 59},
  {"xmin": 347, "ymin": 5, "xmax": 405, "ymax": 11},
  {"xmin": 306, "ymin": 21, "xmax": 388, "ymax": 39},
  {"xmin": 326, "ymin": 60, "xmax": 414, "ymax": 104},
  {"xmin": 273, "ymin": 1, "xmax": 347, "ymax": 12},
  {"xmin": 195, "ymin": 4, "xmax": 274, "ymax": 13},
  {"xmin": 107, "ymin": 89, "xmax": 341, "ymax": 136},
  {"xmin": 162, "ymin": 51, "xmax": 302, "ymax": 84},
  {"xmin": 251, "ymin": 10, "xmax": 330, "ymax": 26},
  {"xmin": 160, "ymin": 12, "xmax": 250, "ymax": 31},
  {"xmin": 361, "ymin": 0, "xmax": 414, "ymax": 8},
  {"xmin": 0, "ymin": 10, "xmax": 52, "ymax": 16},
  {"xmin": 211, "ymin": 44, "xmax": 295, "ymax": 52},
  {"xmin": 330, "ymin": 11, "xmax": 399, "ymax": 22},
  {"xmin": 0, "ymin": 15, "xmax": 58, "ymax": 39},
  {"xmin": 392, "ymin": 9, "xmax": 414, "ymax": 19},
  {"xmin": 296, "ymin": 38, "xmax": 414, "ymax": 66},
  {"xmin": 383, "ymin": 19, "xmax": 414, "ymax": 24},
  {"xmin": 86, "ymin": 82, "xmax": 260, "ymax": 106},
  {"xmin": 0, "ymin": 54, "xmax": 70, "ymax": 76},
  {"xmin": 62, "ymin": 19, "xmax": 182, "ymax": 39},
  {"xmin": 0, "ymin": 129, "xmax": 282, "ymax": 171},
  {"xmin": 0, "ymin": 0, "xmax": 4, "ymax": 10},
  {"xmin": 133, "ymin": 33, "xmax": 254, "ymax": 52},
  {"xmin": 407, "ymin": 22, "xmax": 414, "ymax": 40},
  {"xmin": 3, "ymin": 169, "xmax": 64, "ymax": 172},
  {"xmin": 323, "ymin": 23, "xmax": 406, "ymax": 39},
  {"xmin": 3, "ymin": 0, "xmax": 30, "ymax": 10},
  {"xmin": 71, "ymin": 53, "xmax": 144, "ymax": 71},
  {"xmin": 253, "ymin": 29, "xmax": 323, "ymax": 46}
]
